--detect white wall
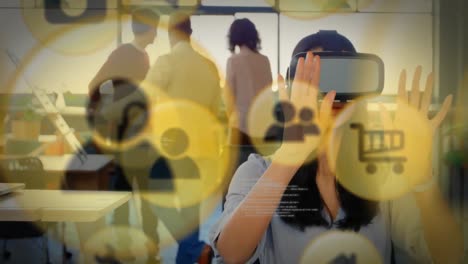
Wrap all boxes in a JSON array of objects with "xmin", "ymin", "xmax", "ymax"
[{"xmin": 108, "ymin": 12, "xmax": 275, "ymax": 86}]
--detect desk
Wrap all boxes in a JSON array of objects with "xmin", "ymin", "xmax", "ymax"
[
  {"xmin": 0, "ymin": 154, "xmax": 114, "ymax": 190},
  {"xmin": 0, "ymin": 189, "xmax": 130, "ymax": 222},
  {"xmin": 5, "ymin": 106, "xmax": 86, "ymax": 116},
  {"xmin": 39, "ymin": 155, "xmax": 112, "ymax": 173},
  {"xmin": 0, "ymin": 183, "xmax": 25, "ymax": 196},
  {"xmin": 0, "ymin": 189, "xmax": 131, "ymax": 263},
  {"xmin": 45, "ymin": 107, "xmax": 86, "ymax": 116},
  {"xmin": 39, "ymin": 155, "xmax": 114, "ymax": 190}
]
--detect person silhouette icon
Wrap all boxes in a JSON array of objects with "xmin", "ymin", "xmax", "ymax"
[
  {"xmin": 148, "ymin": 144, "xmax": 175, "ymax": 192},
  {"xmin": 118, "ymin": 140, "xmax": 174, "ymax": 192},
  {"xmin": 264, "ymin": 101, "xmax": 311, "ymax": 142},
  {"xmin": 264, "ymin": 101, "xmax": 292, "ymax": 142},
  {"xmin": 299, "ymin": 107, "xmax": 320, "ymax": 135},
  {"xmin": 152, "ymin": 127, "xmax": 200, "ymax": 181}
]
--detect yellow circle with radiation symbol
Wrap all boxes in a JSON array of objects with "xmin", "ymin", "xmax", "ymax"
[
  {"xmin": 263, "ymin": 0, "xmax": 357, "ymax": 20},
  {"xmin": 21, "ymin": 0, "xmax": 118, "ymax": 55},
  {"xmin": 328, "ymin": 96, "xmax": 433, "ymax": 201},
  {"xmin": 119, "ymin": 99, "xmax": 231, "ymax": 209},
  {"xmin": 248, "ymin": 86, "xmax": 323, "ymax": 166},
  {"xmin": 300, "ymin": 231, "xmax": 382, "ymax": 264}
]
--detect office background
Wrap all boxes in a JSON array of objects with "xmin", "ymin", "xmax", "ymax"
[{"xmin": 0, "ymin": 0, "xmax": 467, "ymax": 260}]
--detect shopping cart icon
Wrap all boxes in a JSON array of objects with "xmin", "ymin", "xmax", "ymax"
[{"xmin": 350, "ymin": 123, "xmax": 407, "ymax": 174}]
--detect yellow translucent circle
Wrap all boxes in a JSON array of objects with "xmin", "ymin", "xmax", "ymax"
[
  {"xmin": 119, "ymin": 99, "xmax": 231, "ymax": 209},
  {"xmin": 328, "ymin": 96, "xmax": 433, "ymax": 201},
  {"xmin": 90, "ymin": 120, "xmax": 153, "ymax": 152},
  {"xmin": 21, "ymin": 0, "xmax": 118, "ymax": 55},
  {"xmin": 1, "ymin": 41, "xmax": 62, "ymax": 189},
  {"xmin": 83, "ymin": 226, "xmax": 158, "ymax": 262},
  {"xmin": 453, "ymin": 70, "xmax": 468, "ymax": 130},
  {"xmin": 300, "ymin": 231, "xmax": 382, "ymax": 264},
  {"xmin": 264, "ymin": 0, "xmax": 357, "ymax": 20},
  {"xmin": 357, "ymin": 0, "xmax": 401, "ymax": 11},
  {"xmin": 70, "ymin": 194, "xmax": 219, "ymax": 257},
  {"xmin": 89, "ymin": 83, "xmax": 154, "ymax": 152},
  {"xmin": 61, "ymin": 195, "xmax": 219, "ymax": 258},
  {"xmin": 120, "ymin": 0, "xmax": 200, "ymax": 16},
  {"xmin": 247, "ymin": 85, "xmax": 323, "ymax": 166},
  {"xmin": 154, "ymin": 191, "xmax": 220, "ymax": 247},
  {"xmin": 20, "ymin": 2, "xmax": 201, "ymax": 56}
]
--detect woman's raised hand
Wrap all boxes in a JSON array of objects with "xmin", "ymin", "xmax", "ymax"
[
  {"xmin": 274, "ymin": 51, "xmax": 336, "ymax": 166},
  {"xmin": 378, "ymin": 66, "xmax": 453, "ymax": 185}
]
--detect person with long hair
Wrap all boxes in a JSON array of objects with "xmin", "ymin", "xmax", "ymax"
[
  {"xmin": 225, "ymin": 18, "xmax": 272, "ymax": 150},
  {"xmin": 209, "ymin": 32, "xmax": 463, "ymax": 264}
]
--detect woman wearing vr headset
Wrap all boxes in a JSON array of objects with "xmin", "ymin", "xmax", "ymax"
[{"xmin": 209, "ymin": 31, "xmax": 462, "ymax": 264}]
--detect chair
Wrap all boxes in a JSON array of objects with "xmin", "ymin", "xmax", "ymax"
[
  {"xmin": 0, "ymin": 157, "xmax": 51, "ymax": 263},
  {"xmin": 0, "ymin": 222, "xmax": 50, "ymax": 263}
]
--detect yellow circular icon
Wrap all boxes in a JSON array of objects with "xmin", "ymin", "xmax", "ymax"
[
  {"xmin": 20, "ymin": 1, "xmax": 200, "ymax": 55},
  {"xmin": 248, "ymin": 85, "xmax": 323, "ymax": 166},
  {"xmin": 263, "ymin": 0, "xmax": 357, "ymax": 20},
  {"xmin": 89, "ymin": 81, "xmax": 154, "ymax": 153},
  {"xmin": 81, "ymin": 195, "xmax": 220, "ymax": 258},
  {"xmin": 21, "ymin": 0, "xmax": 118, "ymax": 55},
  {"xmin": 118, "ymin": 99, "xmax": 231, "ymax": 209},
  {"xmin": 452, "ymin": 70, "xmax": 468, "ymax": 134},
  {"xmin": 120, "ymin": 0, "xmax": 200, "ymax": 17},
  {"xmin": 328, "ymin": 96, "xmax": 433, "ymax": 201},
  {"xmin": 83, "ymin": 226, "xmax": 158, "ymax": 262},
  {"xmin": 300, "ymin": 231, "xmax": 382, "ymax": 264},
  {"xmin": 151, "ymin": 191, "xmax": 220, "ymax": 247}
]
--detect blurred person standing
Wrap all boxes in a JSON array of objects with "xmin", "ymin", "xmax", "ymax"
[
  {"xmin": 224, "ymin": 18, "xmax": 273, "ymax": 180},
  {"xmin": 147, "ymin": 12, "xmax": 221, "ymax": 116},
  {"xmin": 145, "ymin": 11, "xmax": 221, "ymax": 264},
  {"xmin": 88, "ymin": 9, "xmax": 159, "ymax": 101},
  {"xmin": 82, "ymin": 8, "xmax": 161, "ymax": 264}
]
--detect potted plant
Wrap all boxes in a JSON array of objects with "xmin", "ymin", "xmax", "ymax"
[{"xmin": 11, "ymin": 108, "xmax": 43, "ymax": 140}]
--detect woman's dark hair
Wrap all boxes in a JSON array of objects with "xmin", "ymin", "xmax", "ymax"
[
  {"xmin": 278, "ymin": 30, "xmax": 378, "ymax": 232},
  {"xmin": 278, "ymin": 159, "xmax": 379, "ymax": 231},
  {"xmin": 291, "ymin": 30, "xmax": 356, "ymax": 56},
  {"xmin": 228, "ymin": 18, "xmax": 261, "ymax": 53}
]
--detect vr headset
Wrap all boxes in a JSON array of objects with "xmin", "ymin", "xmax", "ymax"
[{"xmin": 286, "ymin": 31, "xmax": 385, "ymax": 101}]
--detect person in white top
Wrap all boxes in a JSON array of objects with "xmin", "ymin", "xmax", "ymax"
[
  {"xmin": 147, "ymin": 13, "xmax": 221, "ymax": 116},
  {"xmin": 224, "ymin": 18, "xmax": 273, "ymax": 147}
]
